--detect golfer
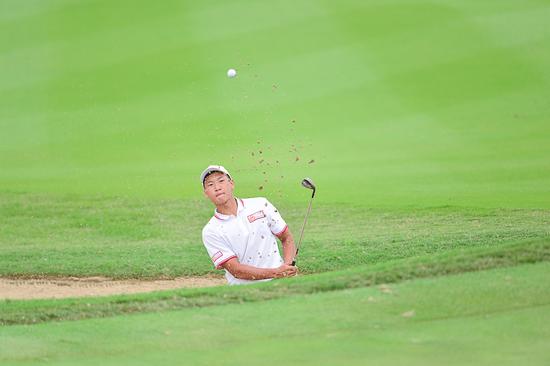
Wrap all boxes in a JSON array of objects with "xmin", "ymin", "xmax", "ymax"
[{"xmin": 201, "ymin": 165, "xmax": 298, "ymax": 285}]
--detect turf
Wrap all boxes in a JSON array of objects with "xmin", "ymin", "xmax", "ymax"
[
  {"xmin": 1, "ymin": 192, "xmax": 548, "ymax": 277},
  {"xmin": 1, "ymin": 262, "xmax": 549, "ymax": 365},
  {"xmin": 1, "ymin": 1, "xmax": 550, "ymax": 364},
  {"xmin": 1, "ymin": 1, "xmax": 549, "ymax": 207},
  {"xmin": 1, "ymin": 237, "xmax": 548, "ymax": 326}
]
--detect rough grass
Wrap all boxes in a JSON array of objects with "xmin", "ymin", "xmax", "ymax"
[
  {"xmin": 1, "ymin": 237, "xmax": 548, "ymax": 326},
  {"xmin": 1, "ymin": 192, "xmax": 549, "ymax": 278},
  {"xmin": 2, "ymin": 263, "xmax": 549, "ymax": 366}
]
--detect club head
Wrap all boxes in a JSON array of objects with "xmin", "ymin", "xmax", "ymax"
[{"xmin": 301, "ymin": 178, "xmax": 316, "ymax": 198}]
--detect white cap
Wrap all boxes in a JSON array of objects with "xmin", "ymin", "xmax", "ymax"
[{"xmin": 200, "ymin": 165, "xmax": 232, "ymax": 185}]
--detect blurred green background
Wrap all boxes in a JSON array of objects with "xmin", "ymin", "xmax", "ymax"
[{"xmin": 2, "ymin": 0, "xmax": 549, "ymax": 208}]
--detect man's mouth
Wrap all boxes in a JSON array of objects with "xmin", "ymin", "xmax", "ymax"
[{"xmin": 215, "ymin": 193, "xmax": 225, "ymax": 198}]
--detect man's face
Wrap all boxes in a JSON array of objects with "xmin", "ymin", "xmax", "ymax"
[{"xmin": 203, "ymin": 172, "xmax": 235, "ymax": 206}]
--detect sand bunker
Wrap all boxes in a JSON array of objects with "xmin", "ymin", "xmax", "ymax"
[{"xmin": 0, "ymin": 276, "xmax": 226, "ymax": 300}]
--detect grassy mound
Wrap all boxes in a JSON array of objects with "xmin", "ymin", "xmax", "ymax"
[
  {"xmin": 1, "ymin": 261, "xmax": 549, "ymax": 365},
  {"xmin": 1, "ymin": 237, "xmax": 548, "ymax": 326}
]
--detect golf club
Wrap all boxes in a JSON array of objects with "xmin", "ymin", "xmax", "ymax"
[{"xmin": 291, "ymin": 177, "xmax": 316, "ymax": 266}]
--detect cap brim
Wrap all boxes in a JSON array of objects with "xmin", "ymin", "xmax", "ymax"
[{"xmin": 201, "ymin": 167, "xmax": 232, "ymax": 185}]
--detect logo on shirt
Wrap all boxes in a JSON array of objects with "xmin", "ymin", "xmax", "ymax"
[
  {"xmin": 247, "ymin": 210, "xmax": 266, "ymax": 223},
  {"xmin": 211, "ymin": 251, "xmax": 223, "ymax": 262}
]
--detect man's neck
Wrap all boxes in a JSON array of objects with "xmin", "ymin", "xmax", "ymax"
[{"xmin": 216, "ymin": 197, "xmax": 238, "ymax": 216}]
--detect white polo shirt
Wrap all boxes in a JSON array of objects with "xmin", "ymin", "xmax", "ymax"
[{"xmin": 202, "ymin": 197, "xmax": 288, "ymax": 285}]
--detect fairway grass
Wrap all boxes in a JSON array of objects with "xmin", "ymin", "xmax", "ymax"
[
  {"xmin": 1, "ymin": 262, "xmax": 549, "ymax": 365},
  {"xmin": 1, "ymin": 1, "xmax": 550, "ymax": 208}
]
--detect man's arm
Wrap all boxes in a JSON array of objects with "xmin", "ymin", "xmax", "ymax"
[
  {"xmin": 222, "ymin": 258, "xmax": 297, "ymax": 280},
  {"xmin": 277, "ymin": 227, "xmax": 297, "ymax": 265}
]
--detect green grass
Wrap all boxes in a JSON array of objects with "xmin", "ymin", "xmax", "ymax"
[
  {"xmin": 1, "ymin": 0, "xmax": 549, "ymax": 207},
  {"xmin": 1, "ymin": 262, "xmax": 549, "ymax": 365},
  {"xmin": 1, "ymin": 237, "xmax": 548, "ymax": 326},
  {"xmin": 1, "ymin": 0, "xmax": 550, "ymax": 364},
  {"xmin": 1, "ymin": 192, "xmax": 548, "ymax": 278}
]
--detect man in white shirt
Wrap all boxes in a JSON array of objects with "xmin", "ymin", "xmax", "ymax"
[{"xmin": 200, "ymin": 165, "xmax": 298, "ymax": 285}]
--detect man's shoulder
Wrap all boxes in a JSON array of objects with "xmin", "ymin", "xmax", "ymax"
[
  {"xmin": 242, "ymin": 196, "xmax": 269, "ymax": 207},
  {"xmin": 202, "ymin": 216, "xmax": 221, "ymax": 236}
]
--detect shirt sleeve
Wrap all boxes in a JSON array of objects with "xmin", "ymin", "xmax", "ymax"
[
  {"xmin": 264, "ymin": 199, "xmax": 288, "ymax": 236},
  {"xmin": 202, "ymin": 227, "xmax": 237, "ymax": 269}
]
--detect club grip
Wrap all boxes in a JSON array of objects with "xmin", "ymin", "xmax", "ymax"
[{"xmin": 291, "ymin": 248, "xmax": 299, "ymax": 267}]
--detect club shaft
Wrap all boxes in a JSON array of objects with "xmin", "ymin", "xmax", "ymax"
[{"xmin": 294, "ymin": 195, "xmax": 314, "ymax": 263}]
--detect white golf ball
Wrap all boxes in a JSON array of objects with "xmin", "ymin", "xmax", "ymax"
[{"xmin": 227, "ymin": 68, "xmax": 237, "ymax": 78}]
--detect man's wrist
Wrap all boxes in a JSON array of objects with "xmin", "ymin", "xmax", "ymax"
[{"xmin": 268, "ymin": 268, "xmax": 278, "ymax": 278}]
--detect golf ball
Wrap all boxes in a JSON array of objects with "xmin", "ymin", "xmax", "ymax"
[{"xmin": 227, "ymin": 68, "xmax": 237, "ymax": 78}]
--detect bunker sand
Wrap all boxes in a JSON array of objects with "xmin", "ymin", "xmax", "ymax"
[{"xmin": 0, "ymin": 276, "xmax": 226, "ymax": 300}]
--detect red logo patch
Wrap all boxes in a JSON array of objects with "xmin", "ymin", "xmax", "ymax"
[
  {"xmin": 247, "ymin": 210, "xmax": 266, "ymax": 223},
  {"xmin": 211, "ymin": 251, "xmax": 223, "ymax": 262}
]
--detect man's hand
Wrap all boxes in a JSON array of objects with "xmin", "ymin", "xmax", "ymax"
[
  {"xmin": 272, "ymin": 264, "xmax": 298, "ymax": 278},
  {"xmin": 222, "ymin": 258, "xmax": 298, "ymax": 280}
]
